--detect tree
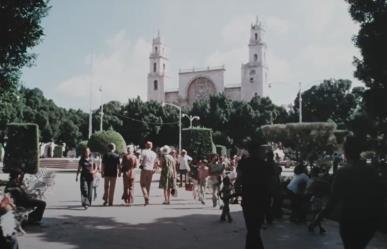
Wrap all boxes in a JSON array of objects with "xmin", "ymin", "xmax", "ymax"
[
  {"xmin": 0, "ymin": 86, "xmax": 89, "ymax": 146},
  {"xmin": 293, "ymin": 79, "xmax": 363, "ymax": 128},
  {"xmin": 93, "ymin": 100, "xmax": 123, "ymax": 132},
  {"xmin": 0, "ymin": 0, "xmax": 50, "ymax": 92},
  {"xmin": 189, "ymin": 94, "xmax": 288, "ymax": 149},
  {"xmin": 261, "ymin": 122, "xmax": 337, "ymax": 163},
  {"xmin": 57, "ymin": 119, "xmax": 82, "ymax": 149},
  {"xmin": 345, "ymin": 0, "xmax": 387, "ymax": 151},
  {"xmin": 120, "ymin": 97, "xmax": 165, "ymax": 146}
]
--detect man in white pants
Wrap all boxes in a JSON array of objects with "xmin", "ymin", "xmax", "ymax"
[{"xmin": 177, "ymin": 149, "xmax": 192, "ymax": 187}]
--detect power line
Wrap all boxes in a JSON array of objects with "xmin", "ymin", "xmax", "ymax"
[{"xmin": 111, "ymin": 112, "xmax": 180, "ymax": 126}]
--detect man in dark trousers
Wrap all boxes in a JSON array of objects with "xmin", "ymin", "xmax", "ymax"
[
  {"xmin": 101, "ymin": 143, "xmax": 120, "ymax": 206},
  {"xmin": 235, "ymin": 141, "xmax": 273, "ymax": 249}
]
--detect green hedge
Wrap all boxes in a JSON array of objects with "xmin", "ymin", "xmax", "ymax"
[
  {"xmin": 261, "ymin": 122, "xmax": 337, "ymax": 162},
  {"xmin": 88, "ymin": 130, "xmax": 126, "ymax": 155},
  {"xmin": 182, "ymin": 127, "xmax": 216, "ymax": 160},
  {"xmin": 3, "ymin": 123, "xmax": 40, "ymax": 174}
]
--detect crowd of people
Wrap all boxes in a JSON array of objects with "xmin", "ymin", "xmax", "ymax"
[
  {"xmin": 73, "ymin": 137, "xmax": 385, "ymax": 249},
  {"xmin": 75, "ymin": 140, "xmax": 241, "ymax": 208},
  {"xmin": 1, "ymin": 135, "xmax": 386, "ymax": 249}
]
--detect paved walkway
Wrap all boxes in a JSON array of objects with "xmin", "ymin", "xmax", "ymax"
[{"xmin": 2, "ymin": 171, "xmax": 387, "ymax": 249}]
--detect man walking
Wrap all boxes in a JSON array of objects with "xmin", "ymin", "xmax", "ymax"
[
  {"xmin": 178, "ymin": 149, "xmax": 192, "ymax": 187},
  {"xmin": 120, "ymin": 145, "xmax": 138, "ymax": 205},
  {"xmin": 140, "ymin": 141, "xmax": 157, "ymax": 206},
  {"xmin": 235, "ymin": 141, "xmax": 273, "ymax": 249},
  {"xmin": 101, "ymin": 143, "xmax": 120, "ymax": 206}
]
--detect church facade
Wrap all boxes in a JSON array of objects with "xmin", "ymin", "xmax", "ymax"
[{"xmin": 147, "ymin": 18, "xmax": 268, "ymax": 106}]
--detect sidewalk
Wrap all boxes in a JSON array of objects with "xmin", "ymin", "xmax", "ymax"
[{"xmin": 8, "ymin": 172, "xmax": 385, "ymax": 249}]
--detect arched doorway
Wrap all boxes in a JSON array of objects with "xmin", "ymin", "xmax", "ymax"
[{"xmin": 187, "ymin": 77, "xmax": 216, "ymax": 105}]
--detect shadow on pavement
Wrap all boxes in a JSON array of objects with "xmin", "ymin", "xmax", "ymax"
[
  {"xmin": 23, "ymin": 212, "xmax": 245, "ymax": 249},
  {"xmin": 21, "ymin": 211, "xmax": 387, "ymax": 249}
]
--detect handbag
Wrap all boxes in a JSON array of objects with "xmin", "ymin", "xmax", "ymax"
[{"xmin": 185, "ymin": 182, "xmax": 194, "ymax": 191}]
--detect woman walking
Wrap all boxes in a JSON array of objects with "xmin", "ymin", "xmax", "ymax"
[
  {"xmin": 76, "ymin": 147, "xmax": 96, "ymax": 209},
  {"xmin": 159, "ymin": 145, "xmax": 176, "ymax": 205}
]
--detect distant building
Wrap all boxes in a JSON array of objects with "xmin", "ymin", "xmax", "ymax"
[{"xmin": 147, "ymin": 18, "xmax": 268, "ymax": 106}]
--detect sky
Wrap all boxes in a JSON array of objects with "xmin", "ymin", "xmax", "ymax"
[{"xmin": 21, "ymin": 0, "xmax": 361, "ymax": 111}]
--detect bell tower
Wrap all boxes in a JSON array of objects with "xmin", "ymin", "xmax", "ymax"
[
  {"xmin": 147, "ymin": 32, "xmax": 168, "ymax": 102},
  {"xmin": 241, "ymin": 17, "xmax": 267, "ymax": 100}
]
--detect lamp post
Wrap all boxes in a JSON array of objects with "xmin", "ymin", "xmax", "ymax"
[
  {"xmin": 99, "ymin": 86, "xmax": 103, "ymax": 131},
  {"xmin": 268, "ymin": 80, "xmax": 320, "ymax": 124},
  {"xmin": 182, "ymin": 114, "xmax": 200, "ymax": 128},
  {"xmin": 298, "ymin": 82, "xmax": 302, "ymax": 123},
  {"xmin": 269, "ymin": 111, "xmax": 278, "ymax": 125},
  {"xmin": 162, "ymin": 102, "xmax": 182, "ymax": 153},
  {"xmin": 88, "ymin": 77, "xmax": 93, "ymax": 138}
]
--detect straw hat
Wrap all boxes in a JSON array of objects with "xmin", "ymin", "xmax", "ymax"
[{"xmin": 160, "ymin": 145, "xmax": 171, "ymax": 155}]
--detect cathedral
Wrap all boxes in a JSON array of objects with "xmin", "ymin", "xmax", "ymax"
[{"xmin": 147, "ymin": 18, "xmax": 268, "ymax": 106}]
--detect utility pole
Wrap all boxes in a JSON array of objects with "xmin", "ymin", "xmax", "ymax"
[
  {"xmin": 299, "ymin": 82, "xmax": 302, "ymax": 123},
  {"xmin": 182, "ymin": 114, "xmax": 200, "ymax": 128},
  {"xmin": 99, "ymin": 86, "xmax": 103, "ymax": 132},
  {"xmin": 162, "ymin": 103, "xmax": 182, "ymax": 153},
  {"xmin": 88, "ymin": 76, "xmax": 93, "ymax": 138}
]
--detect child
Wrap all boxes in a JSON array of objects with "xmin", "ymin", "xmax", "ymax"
[{"xmin": 219, "ymin": 176, "xmax": 234, "ymax": 222}]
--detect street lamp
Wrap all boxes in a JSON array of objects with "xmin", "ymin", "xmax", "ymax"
[
  {"xmin": 298, "ymin": 82, "xmax": 302, "ymax": 123},
  {"xmin": 268, "ymin": 80, "xmax": 320, "ymax": 123},
  {"xmin": 162, "ymin": 102, "xmax": 182, "ymax": 153},
  {"xmin": 269, "ymin": 111, "xmax": 278, "ymax": 125},
  {"xmin": 182, "ymin": 114, "xmax": 200, "ymax": 128},
  {"xmin": 99, "ymin": 86, "xmax": 103, "ymax": 132},
  {"xmin": 88, "ymin": 77, "xmax": 93, "ymax": 138}
]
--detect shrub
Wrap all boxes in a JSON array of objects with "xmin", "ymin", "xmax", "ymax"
[
  {"xmin": 261, "ymin": 122, "xmax": 337, "ymax": 162},
  {"xmin": 88, "ymin": 130, "xmax": 126, "ymax": 155},
  {"xmin": 3, "ymin": 123, "xmax": 40, "ymax": 174},
  {"xmin": 182, "ymin": 127, "xmax": 216, "ymax": 160}
]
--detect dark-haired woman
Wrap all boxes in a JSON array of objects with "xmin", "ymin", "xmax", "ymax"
[{"xmin": 76, "ymin": 148, "xmax": 96, "ymax": 209}]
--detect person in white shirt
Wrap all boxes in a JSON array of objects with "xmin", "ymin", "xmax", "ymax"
[
  {"xmin": 178, "ymin": 149, "xmax": 192, "ymax": 187},
  {"xmin": 139, "ymin": 141, "xmax": 157, "ymax": 206},
  {"xmin": 287, "ymin": 164, "xmax": 310, "ymax": 222}
]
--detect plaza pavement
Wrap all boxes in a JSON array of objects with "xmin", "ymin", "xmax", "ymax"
[{"xmin": 1, "ymin": 170, "xmax": 387, "ymax": 249}]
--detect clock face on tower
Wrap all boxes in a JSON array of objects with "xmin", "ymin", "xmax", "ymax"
[{"xmin": 249, "ymin": 70, "xmax": 256, "ymax": 75}]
